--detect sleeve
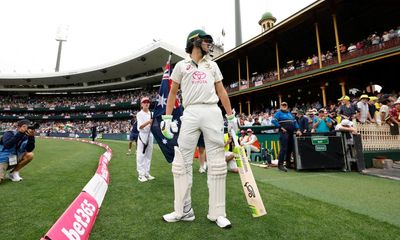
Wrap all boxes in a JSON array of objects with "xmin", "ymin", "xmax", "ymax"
[
  {"xmin": 294, "ymin": 118, "xmax": 300, "ymax": 130},
  {"xmin": 25, "ymin": 136, "xmax": 35, "ymax": 152},
  {"xmin": 271, "ymin": 114, "xmax": 280, "ymax": 128},
  {"xmin": 2, "ymin": 131, "xmax": 24, "ymax": 149},
  {"xmin": 136, "ymin": 112, "xmax": 144, "ymax": 131},
  {"xmin": 170, "ymin": 62, "xmax": 183, "ymax": 84},
  {"xmin": 338, "ymin": 106, "xmax": 343, "ymax": 115},
  {"xmin": 213, "ymin": 62, "xmax": 223, "ymax": 83}
]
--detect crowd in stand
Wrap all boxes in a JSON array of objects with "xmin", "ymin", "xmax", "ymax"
[
  {"xmin": 0, "ymin": 120, "xmax": 132, "ymax": 134},
  {"xmin": 0, "ymin": 109, "xmax": 135, "ymax": 118},
  {"xmin": 0, "ymin": 89, "xmax": 158, "ymax": 109},
  {"xmin": 228, "ymin": 26, "xmax": 400, "ymax": 90},
  {"xmin": 236, "ymin": 92, "xmax": 400, "ymax": 134},
  {"xmin": 0, "ymin": 92, "xmax": 399, "ymax": 135}
]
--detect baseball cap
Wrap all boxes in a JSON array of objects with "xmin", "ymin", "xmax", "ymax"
[
  {"xmin": 341, "ymin": 119, "xmax": 353, "ymax": 126},
  {"xmin": 141, "ymin": 97, "xmax": 150, "ymax": 103},
  {"xmin": 246, "ymin": 128, "xmax": 253, "ymax": 133},
  {"xmin": 17, "ymin": 119, "xmax": 31, "ymax": 127},
  {"xmin": 281, "ymin": 102, "xmax": 288, "ymax": 106}
]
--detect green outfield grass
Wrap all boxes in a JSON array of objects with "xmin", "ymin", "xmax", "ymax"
[{"xmin": 1, "ymin": 138, "xmax": 400, "ymax": 240}]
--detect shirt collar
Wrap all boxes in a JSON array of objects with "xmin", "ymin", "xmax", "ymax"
[{"xmin": 184, "ymin": 55, "xmax": 209, "ymax": 64}]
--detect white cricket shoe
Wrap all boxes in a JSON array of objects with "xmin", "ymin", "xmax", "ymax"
[
  {"xmin": 199, "ymin": 167, "xmax": 206, "ymax": 173},
  {"xmin": 162, "ymin": 208, "xmax": 195, "ymax": 222},
  {"xmin": 208, "ymin": 216, "xmax": 232, "ymax": 229},
  {"xmin": 138, "ymin": 176, "xmax": 148, "ymax": 182},
  {"xmin": 8, "ymin": 172, "xmax": 23, "ymax": 182},
  {"xmin": 145, "ymin": 175, "xmax": 155, "ymax": 181}
]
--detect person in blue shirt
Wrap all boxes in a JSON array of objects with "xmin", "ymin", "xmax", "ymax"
[
  {"xmin": 272, "ymin": 102, "xmax": 302, "ymax": 172},
  {"xmin": 0, "ymin": 119, "xmax": 36, "ymax": 183},
  {"xmin": 296, "ymin": 110, "xmax": 310, "ymax": 133},
  {"xmin": 312, "ymin": 109, "xmax": 332, "ymax": 133}
]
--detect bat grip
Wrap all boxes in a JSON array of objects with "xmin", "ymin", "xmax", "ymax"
[{"xmin": 230, "ymin": 129, "xmax": 240, "ymax": 147}]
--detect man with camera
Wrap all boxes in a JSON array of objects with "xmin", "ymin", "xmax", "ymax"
[{"xmin": 0, "ymin": 119, "xmax": 37, "ymax": 183}]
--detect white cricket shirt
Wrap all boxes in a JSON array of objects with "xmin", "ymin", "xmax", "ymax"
[{"xmin": 170, "ymin": 56, "xmax": 223, "ymax": 108}]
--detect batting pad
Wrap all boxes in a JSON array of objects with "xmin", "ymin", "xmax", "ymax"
[
  {"xmin": 172, "ymin": 146, "xmax": 192, "ymax": 217},
  {"xmin": 207, "ymin": 162, "xmax": 227, "ymax": 220}
]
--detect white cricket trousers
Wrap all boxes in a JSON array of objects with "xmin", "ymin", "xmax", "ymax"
[
  {"xmin": 137, "ymin": 132, "xmax": 153, "ymax": 177},
  {"xmin": 173, "ymin": 104, "xmax": 227, "ymax": 220}
]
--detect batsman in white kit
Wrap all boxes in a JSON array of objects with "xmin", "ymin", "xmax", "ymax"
[{"xmin": 161, "ymin": 29, "xmax": 238, "ymax": 228}]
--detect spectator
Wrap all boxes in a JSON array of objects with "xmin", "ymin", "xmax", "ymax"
[
  {"xmin": 224, "ymin": 132, "xmax": 238, "ymax": 173},
  {"xmin": 368, "ymin": 96, "xmax": 379, "ymax": 122},
  {"xmin": 325, "ymin": 51, "xmax": 333, "ymax": 60},
  {"xmin": 272, "ymin": 102, "xmax": 302, "ymax": 172},
  {"xmin": 240, "ymin": 129, "xmax": 260, "ymax": 158},
  {"xmin": 127, "ymin": 114, "xmax": 138, "ymax": 155},
  {"xmin": 306, "ymin": 57, "xmax": 312, "ymax": 66},
  {"xmin": 347, "ymin": 43, "xmax": 357, "ymax": 52},
  {"xmin": 389, "ymin": 98, "xmax": 400, "ymax": 126},
  {"xmin": 238, "ymin": 130, "xmax": 248, "ymax": 144},
  {"xmin": 0, "ymin": 119, "xmax": 36, "ymax": 182},
  {"xmin": 357, "ymin": 95, "xmax": 373, "ymax": 123},
  {"xmin": 312, "ymin": 109, "xmax": 332, "ymax": 133},
  {"xmin": 378, "ymin": 97, "xmax": 392, "ymax": 125},
  {"xmin": 252, "ymin": 117, "xmax": 261, "ymax": 126},
  {"xmin": 312, "ymin": 54, "xmax": 318, "ymax": 64},
  {"xmin": 296, "ymin": 110, "xmax": 310, "ymax": 133},
  {"xmin": 338, "ymin": 96, "xmax": 357, "ymax": 121}
]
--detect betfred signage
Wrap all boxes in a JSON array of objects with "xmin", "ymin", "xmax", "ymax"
[{"xmin": 44, "ymin": 192, "xmax": 99, "ymax": 240}]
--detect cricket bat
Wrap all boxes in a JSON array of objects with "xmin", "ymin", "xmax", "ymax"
[{"xmin": 231, "ymin": 129, "xmax": 267, "ymax": 217}]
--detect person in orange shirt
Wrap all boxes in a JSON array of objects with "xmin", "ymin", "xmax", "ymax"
[{"xmin": 240, "ymin": 129, "xmax": 260, "ymax": 157}]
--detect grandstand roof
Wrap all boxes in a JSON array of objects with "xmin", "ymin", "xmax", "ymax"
[{"xmin": 0, "ymin": 41, "xmax": 186, "ymax": 92}]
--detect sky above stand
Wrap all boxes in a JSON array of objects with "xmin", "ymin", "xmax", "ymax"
[{"xmin": 0, "ymin": 0, "xmax": 315, "ymax": 74}]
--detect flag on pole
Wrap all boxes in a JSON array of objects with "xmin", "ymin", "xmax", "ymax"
[{"xmin": 151, "ymin": 53, "xmax": 183, "ymax": 163}]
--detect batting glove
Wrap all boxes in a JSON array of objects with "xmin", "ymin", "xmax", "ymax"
[
  {"xmin": 226, "ymin": 110, "xmax": 239, "ymax": 134},
  {"xmin": 161, "ymin": 115, "xmax": 178, "ymax": 139}
]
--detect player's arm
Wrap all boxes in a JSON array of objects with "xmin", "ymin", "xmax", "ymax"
[
  {"xmin": 165, "ymin": 81, "xmax": 179, "ymax": 115},
  {"xmin": 215, "ymin": 81, "xmax": 233, "ymax": 116}
]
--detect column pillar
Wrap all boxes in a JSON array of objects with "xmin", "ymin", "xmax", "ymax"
[
  {"xmin": 315, "ymin": 22, "xmax": 323, "ymax": 69},
  {"xmin": 320, "ymin": 85, "xmax": 327, "ymax": 107},
  {"xmin": 332, "ymin": 14, "xmax": 342, "ymax": 64},
  {"xmin": 339, "ymin": 81, "xmax": 346, "ymax": 96},
  {"xmin": 275, "ymin": 42, "xmax": 280, "ymax": 80}
]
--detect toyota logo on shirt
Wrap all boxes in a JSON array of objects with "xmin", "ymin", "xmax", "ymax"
[{"xmin": 192, "ymin": 71, "xmax": 206, "ymax": 80}]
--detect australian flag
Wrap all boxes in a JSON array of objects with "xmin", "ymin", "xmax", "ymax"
[{"xmin": 151, "ymin": 53, "xmax": 183, "ymax": 163}]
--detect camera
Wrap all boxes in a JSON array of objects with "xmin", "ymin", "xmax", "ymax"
[{"xmin": 28, "ymin": 123, "xmax": 40, "ymax": 130}]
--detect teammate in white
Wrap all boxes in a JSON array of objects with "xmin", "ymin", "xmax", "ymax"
[
  {"xmin": 136, "ymin": 97, "xmax": 155, "ymax": 182},
  {"xmin": 161, "ymin": 29, "xmax": 238, "ymax": 228}
]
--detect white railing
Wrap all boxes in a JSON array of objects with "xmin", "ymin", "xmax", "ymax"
[{"xmin": 357, "ymin": 123, "xmax": 400, "ymax": 151}]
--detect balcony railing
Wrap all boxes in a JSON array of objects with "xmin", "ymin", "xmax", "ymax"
[{"xmin": 226, "ymin": 37, "xmax": 400, "ymax": 94}]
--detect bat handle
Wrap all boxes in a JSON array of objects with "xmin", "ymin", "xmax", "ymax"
[{"xmin": 230, "ymin": 129, "xmax": 240, "ymax": 147}]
